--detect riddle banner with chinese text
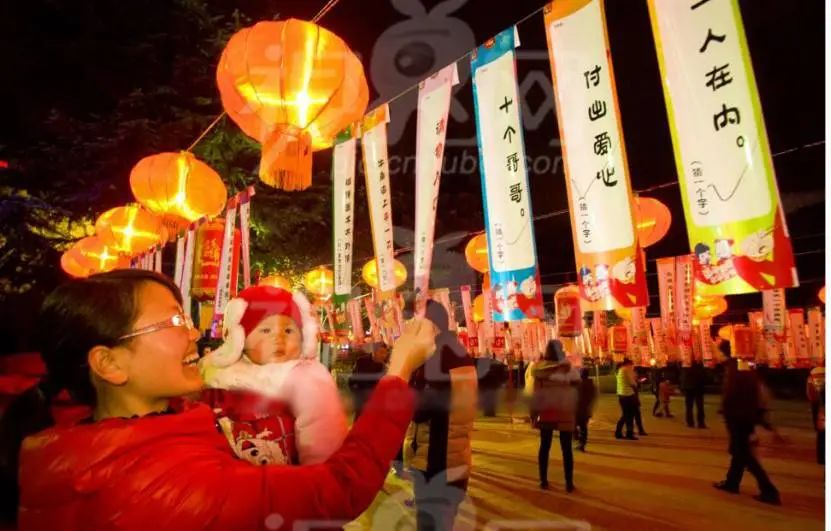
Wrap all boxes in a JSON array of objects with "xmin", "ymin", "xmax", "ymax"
[
  {"xmin": 361, "ymin": 105, "xmax": 397, "ymax": 295},
  {"xmin": 648, "ymin": 0, "xmax": 797, "ymax": 295},
  {"xmin": 414, "ymin": 64, "xmax": 458, "ymax": 299},
  {"xmin": 332, "ymin": 126, "xmax": 357, "ymax": 304},
  {"xmin": 544, "ymin": 0, "xmax": 647, "ymax": 311},
  {"xmin": 471, "ymin": 27, "xmax": 544, "ymax": 323}
]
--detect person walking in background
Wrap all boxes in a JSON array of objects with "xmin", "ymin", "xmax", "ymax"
[
  {"xmin": 615, "ymin": 359, "xmax": 639, "ymax": 440},
  {"xmin": 806, "ymin": 364, "xmax": 825, "ymax": 465},
  {"xmin": 574, "ymin": 368, "xmax": 597, "ymax": 452},
  {"xmin": 658, "ymin": 375, "xmax": 675, "ymax": 418},
  {"xmin": 714, "ymin": 344, "xmax": 781, "ymax": 506},
  {"xmin": 633, "ymin": 371, "xmax": 649, "ymax": 436},
  {"xmin": 530, "ymin": 340, "xmax": 580, "ymax": 492},
  {"xmin": 651, "ymin": 366, "xmax": 663, "ymax": 417},
  {"xmin": 681, "ymin": 360, "xmax": 707, "ymax": 429}
]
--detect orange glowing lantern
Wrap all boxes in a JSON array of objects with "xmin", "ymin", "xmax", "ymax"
[
  {"xmin": 472, "ymin": 294, "xmax": 485, "ymax": 323},
  {"xmin": 130, "ymin": 152, "xmax": 227, "ymax": 234},
  {"xmin": 95, "ymin": 205, "xmax": 168, "ymax": 255},
  {"xmin": 820, "ymin": 287, "xmax": 825, "ymax": 304},
  {"xmin": 362, "ymin": 258, "xmax": 407, "ymax": 290},
  {"xmin": 634, "ymin": 196, "xmax": 672, "ymax": 248},
  {"xmin": 61, "ymin": 236, "xmax": 129, "ymax": 278},
  {"xmin": 191, "ymin": 219, "xmax": 240, "ymax": 301},
  {"xmin": 216, "ymin": 19, "xmax": 369, "ymax": 191},
  {"xmin": 304, "ymin": 266, "xmax": 334, "ymax": 299},
  {"xmin": 717, "ymin": 324, "xmax": 733, "ymax": 341},
  {"xmin": 464, "ymin": 233, "xmax": 489, "ymax": 273},
  {"xmin": 259, "ymin": 274, "xmax": 293, "ymax": 291},
  {"xmin": 694, "ymin": 294, "xmax": 728, "ymax": 321}
]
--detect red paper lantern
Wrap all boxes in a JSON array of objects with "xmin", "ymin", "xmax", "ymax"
[
  {"xmin": 61, "ymin": 236, "xmax": 129, "ymax": 278},
  {"xmin": 464, "ymin": 233, "xmax": 489, "ymax": 273},
  {"xmin": 217, "ymin": 19, "xmax": 369, "ymax": 191},
  {"xmin": 95, "ymin": 205, "xmax": 168, "ymax": 255},
  {"xmin": 130, "ymin": 151, "xmax": 227, "ymax": 234},
  {"xmin": 191, "ymin": 219, "xmax": 240, "ymax": 301},
  {"xmin": 634, "ymin": 196, "xmax": 672, "ymax": 248},
  {"xmin": 554, "ymin": 285, "xmax": 582, "ymax": 337}
]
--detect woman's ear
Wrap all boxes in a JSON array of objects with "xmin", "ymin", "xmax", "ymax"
[{"xmin": 88, "ymin": 346, "xmax": 129, "ymax": 386}]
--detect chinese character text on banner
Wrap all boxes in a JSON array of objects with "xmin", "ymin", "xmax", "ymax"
[
  {"xmin": 414, "ymin": 64, "xmax": 458, "ymax": 301},
  {"xmin": 544, "ymin": 0, "xmax": 647, "ymax": 311},
  {"xmin": 332, "ymin": 126, "xmax": 357, "ymax": 303},
  {"xmin": 648, "ymin": 0, "xmax": 797, "ymax": 295},
  {"xmin": 471, "ymin": 27, "xmax": 544, "ymax": 323},
  {"xmin": 361, "ymin": 105, "xmax": 396, "ymax": 295},
  {"xmin": 762, "ymin": 288, "xmax": 787, "ymax": 368}
]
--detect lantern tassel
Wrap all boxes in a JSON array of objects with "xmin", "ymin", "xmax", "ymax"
[{"xmin": 260, "ymin": 125, "xmax": 313, "ymax": 191}]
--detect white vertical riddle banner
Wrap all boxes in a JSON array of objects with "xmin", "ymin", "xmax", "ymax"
[
  {"xmin": 238, "ymin": 186, "xmax": 255, "ymax": 290},
  {"xmin": 471, "ymin": 26, "xmax": 544, "ymax": 323},
  {"xmin": 332, "ymin": 126, "xmax": 357, "ymax": 303},
  {"xmin": 361, "ymin": 105, "xmax": 396, "ymax": 295},
  {"xmin": 413, "ymin": 63, "xmax": 458, "ymax": 301},
  {"xmin": 213, "ymin": 197, "xmax": 238, "ymax": 321}
]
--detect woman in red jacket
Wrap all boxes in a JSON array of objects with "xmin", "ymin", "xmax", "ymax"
[{"xmin": 0, "ymin": 269, "xmax": 435, "ymax": 530}]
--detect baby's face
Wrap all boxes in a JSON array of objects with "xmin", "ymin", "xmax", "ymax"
[{"xmin": 244, "ymin": 314, "xmax": 302, "ymax": 364}]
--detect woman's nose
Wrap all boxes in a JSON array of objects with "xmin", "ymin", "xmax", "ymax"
[{"xmin": 188, "ymin": 326, "xmax": 200, "ymax": 341}]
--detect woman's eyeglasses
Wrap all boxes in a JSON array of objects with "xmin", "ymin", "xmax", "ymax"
[{"xmin": 118, "ymin": 313, "xmax": 194, "ymax": 341}]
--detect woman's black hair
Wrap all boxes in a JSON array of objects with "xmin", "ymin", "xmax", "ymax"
[{"xmin": 0, "ymin": 269, "xmax": 181, "ymax": 522}]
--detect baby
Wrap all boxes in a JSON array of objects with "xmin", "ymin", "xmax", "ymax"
[{"xmin": 199, "ymin": 285, "xmax": 347, "ymax": 465}]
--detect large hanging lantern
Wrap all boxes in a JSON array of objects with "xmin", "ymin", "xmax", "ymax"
[
  {"xmin": 464, "ymin": 233, "xmax": 489, "ymax": 273},
  {"xmin": 130, "ymin": 151, "xmax": 227, "ymax": 234},
  {"xmin": 634, "ymin": 196, "xmax": 672, "ymax": 248},
  {"xmin": 362, "ymin": 258, "xmax": 407, "ymax": 290},
  {"xmin": 259, "ymin": 274, "xmax": 293, "ymax": 291},
  {"xmin": 61, "ymin": 236, "xmax": 128, "ymax": 278},
  {"xmin": 217, "ymin": 19, "xmax": 369, "ymax": 191},
  {"xmin": 304, "ymin": 266, "xmax": 334, "ymax": 299},
  {"xmin": 95, "ymin": 205, "xmax": 167, "ymax": 255},
  {"xmin": 694, "ymin": 294, "xmax": 728, "ymax": 321},
  {"xmin": 191, "ymin": 218, "xmax": 240, "ymax": 301}
]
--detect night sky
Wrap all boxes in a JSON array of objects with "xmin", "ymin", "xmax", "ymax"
[{"xmin": 1, "ymin": 0, "xmax": 826, "ymax": 330}]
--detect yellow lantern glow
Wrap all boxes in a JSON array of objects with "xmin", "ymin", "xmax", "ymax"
[
  {"xmin": 130, "ymin": 151, "xmax": 227, "ymax": 233},
  {"xmin": 694, "ymin": 294, "xmax": 728, "ymax": 320},
  {"xmin": 464, "ymin": 233, "xmax": 489, "ymax": 273},
  {"xmin": 95, "ymin": 205, "xmax": 168, "ymax": 255},
  {"xmin": 61, "ymin": 236, "xmax": 129, "ymax": 278},
  {"xmin": 259, "ymin": 274, "xmax": 293, "ymax": 291},
  {"xmin": 303, "ymin": 267, "xmax": 334, "ymax": 299},
  {"xmin": 362, "ymin": 258, "xmax": 407, "ymax": 290},
  {"xmin": 717, "ymin": 324, "xmax": 733, "ymax": 341},
  {"xmin": 472, "ymin": 294, "xmax": 485, "ymax": 323}
]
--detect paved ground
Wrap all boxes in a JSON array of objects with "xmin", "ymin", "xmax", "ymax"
[{"xmin": 347, "ymin": 392, "xmax": 825, "ymax": 530}]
